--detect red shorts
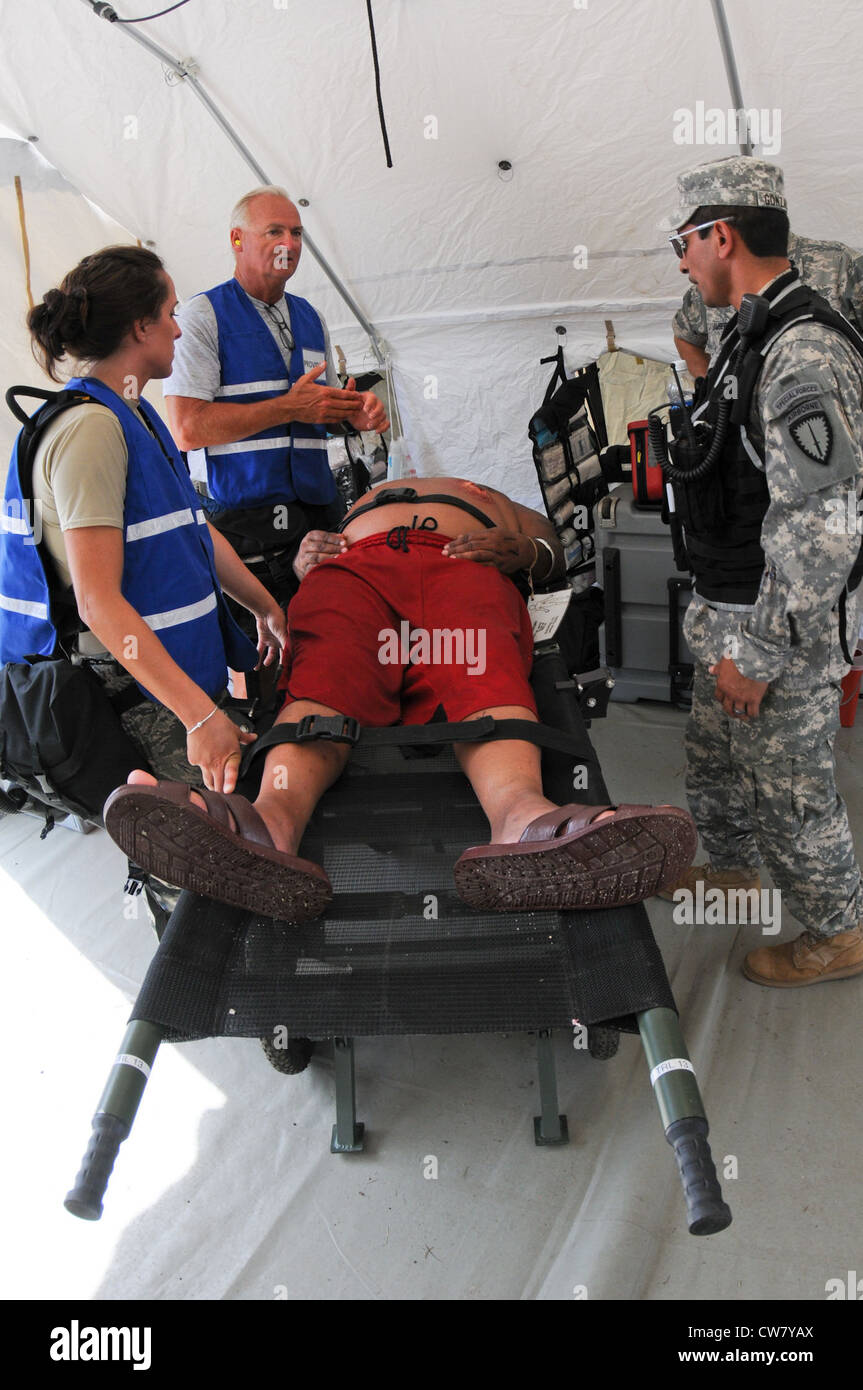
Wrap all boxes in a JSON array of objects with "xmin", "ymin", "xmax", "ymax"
[{"xmin": 280, "ymin": 530, "xmax": 536, "ymax": 724}]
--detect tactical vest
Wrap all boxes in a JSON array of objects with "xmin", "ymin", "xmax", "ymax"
[
  {"xmin": 672, "ymin": 270, "xmax": 863, "ymax": 608},
  {"xmin": 0, "ymin": 377, "xmax": 257, "ymax": 699},
  {"xmin": 198, "ymin": 279, "xmax": 336, "ymax": 510}
]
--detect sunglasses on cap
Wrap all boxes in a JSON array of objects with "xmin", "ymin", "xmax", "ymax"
[{"xmin": 668, "ymin": 217, "xmax": 736, "ymax": 259}]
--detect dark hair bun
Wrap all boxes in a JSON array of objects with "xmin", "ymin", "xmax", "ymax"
[
  {"xmin": 68, "ymin": 285, "xmax": 89, "ymax": 326},
  {"xmin": 27, "ymin": 244, "xmax": 165, "ymax": 382},
  {"xmin": 41, "ymin": 287, "xmax": 65, "ymax": 314},
  {"xmin": 27, "ymin": 293, "xmax": 68, "ymax": 365}
]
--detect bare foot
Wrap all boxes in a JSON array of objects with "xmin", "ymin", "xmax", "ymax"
[
  {"xmin": 497, "ymin": 802, "xmax": 677, "ymax": 845},
  {"xmin": 496, "ymin": 799, "xmax": 616, "ymax": 845},
  {"xmin": 125, "ymin": 770, "xmax": 299, "ymax": 854}
]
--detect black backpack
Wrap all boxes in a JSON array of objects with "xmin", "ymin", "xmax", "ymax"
[
  {"xmin": 0, "ymin": 657, "xmax": 147, "ymax": 823},
  {"xmin": 1, "ymin": 387, "xmax": 151, "ymax": 827}
]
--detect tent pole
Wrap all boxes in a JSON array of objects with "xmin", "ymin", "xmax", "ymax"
[
  {"xmin": 709, "ymin": 0, "xmax": 754, "ymax": 156},
  {"xmin": 79, "ymin": 1, "xmax": 385, "ymax": 365}
]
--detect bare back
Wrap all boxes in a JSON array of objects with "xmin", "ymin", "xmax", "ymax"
[{"xmin": 340, "ymin": 476, "xmax": 529, "ymax": 543}]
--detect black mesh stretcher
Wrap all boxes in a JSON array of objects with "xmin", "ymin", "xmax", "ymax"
[{"xmin": 65, "ymin": 639, "xmax": 732, "ymax": 1236}]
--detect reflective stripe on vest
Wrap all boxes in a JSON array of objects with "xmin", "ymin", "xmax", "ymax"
[
  {"xmin": 0, "ymin": 592, "xmax": 49, "ymax": 620},
  {"xmin": 0, "ymin": 379, "xmax": 257, "ymax": 694},
  {"xmin": 0, "ymin": 430, "xmax": 57, "ymax": 661},
  {"xmin": 201, "ymin": 279, "xmax": 336, "ymax": 509}
]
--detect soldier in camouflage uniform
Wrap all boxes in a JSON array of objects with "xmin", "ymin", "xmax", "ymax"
[
  {"xmin": 673, "ymin": 233, "xmax": 863, "ymax": 372},
  {"xmin": 660, "ymin": 156, "xmax": 863, "ymax": 987}
]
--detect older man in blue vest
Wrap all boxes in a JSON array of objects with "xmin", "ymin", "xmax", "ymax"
[{"xmin": 164, "ymin": 186, "xmax": 388, "ymax": 638}]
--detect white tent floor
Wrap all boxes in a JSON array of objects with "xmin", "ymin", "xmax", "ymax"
[{"xmin": 2, "ymin": 698, "xmax": 861, "ymax": 1303}]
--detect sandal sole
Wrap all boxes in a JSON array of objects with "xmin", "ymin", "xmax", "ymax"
[
  {"xmin": 453, "ymin": 811, "xmax": 697, "ymax": 912},
  {"xmin": 105, "ymin": 791, "xmax": 332, "ymax": 922}
]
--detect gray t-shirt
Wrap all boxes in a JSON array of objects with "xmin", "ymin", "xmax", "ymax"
[{"xmin": 163, "ymin": 282, "xmax": 335, "ymax": 491}]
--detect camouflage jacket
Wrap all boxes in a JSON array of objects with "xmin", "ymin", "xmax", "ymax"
[{"xmin": 683, "ymin": 289, "xmax": 863, "ymax": 684}]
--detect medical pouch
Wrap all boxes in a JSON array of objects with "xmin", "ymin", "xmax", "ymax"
[{"xmin": 529, "ymin": 366, "xmax": 609, "ymax": 592}]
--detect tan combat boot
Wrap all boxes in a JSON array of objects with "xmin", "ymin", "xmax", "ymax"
[
  {"xmin": 743, "ymin": 924, "xmax": 863, "ymax": 988},
  {"xmin": 657, "ymin": 863, "xmax": 761, "ymax": 917}
]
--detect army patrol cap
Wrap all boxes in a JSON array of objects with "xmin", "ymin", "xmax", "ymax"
[{"xmin": 663, "ymin": 157, "xmax": 787, "ymax": 231}]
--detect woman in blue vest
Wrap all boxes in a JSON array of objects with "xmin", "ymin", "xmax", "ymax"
[{"xmin": 1, "ymin": 245, "xmax": 287, "ymax": 797}]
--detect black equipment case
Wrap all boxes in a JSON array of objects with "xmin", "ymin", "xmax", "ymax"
[{"xmin": 594, "ymin": 483, "xmax": 694, "ymax": 705}]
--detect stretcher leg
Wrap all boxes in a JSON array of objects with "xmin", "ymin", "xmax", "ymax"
[
  {"xmin": 330, "ymin": 1036, "xmax": 365, "ymax": 1153},
  {"xmin": 637, "ymin": 1007, "xmax": 732, "ymax": 1235},
  {"xmin": 533, "ymin": 1029, "xmax": 569, "ymax": 1145},
  {"xmin": 65, "ymin": 1020, "xmax": 163, "ymax": 1220}
]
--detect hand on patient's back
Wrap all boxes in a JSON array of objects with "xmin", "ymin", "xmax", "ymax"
[
  {"xmin": 442, "ymin": 529, "xmax": 530, "ymax": 574},
  {"xmin": 284, "ymin": 364, "xmax": 364, "ymax": 425},
  {"xmin": 186, "ymin": 708, "xmax": 256, "ymax": 794},
  {"xmin": 293, "ymin": 529, "xmax": 347, "ymax": 581}
]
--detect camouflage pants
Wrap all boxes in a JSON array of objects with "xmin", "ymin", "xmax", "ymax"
[
  {"xmin": 91, "ymin": 661, "xmax": 235, "ymax": 923},
  {"xmin": 685, "ymin": 661, "xmax": 863, "ymax": 936},
  {"xmin": 92, "ymin": 660, "xmax": 204, "ymax": 786}
]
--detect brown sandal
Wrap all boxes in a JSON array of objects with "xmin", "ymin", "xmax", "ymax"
[
  {"xmin": 453, "ymin": 803, "xmax": 697, "ymax": 912},
  {"xmin": 104, "ymin": 781, "xmax": 332, "ymax": 922}
]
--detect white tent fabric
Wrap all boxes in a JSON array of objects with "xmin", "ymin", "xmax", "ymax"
[
  {"xmin": 0, "ymin": 136, "xmax": 135, "ymax": 454},
  {"xmin": 2, "ymin": 0, "xmax": 861, "ymax": 496}
]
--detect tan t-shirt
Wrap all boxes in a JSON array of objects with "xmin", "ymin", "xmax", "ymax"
[{"xmin": 32, "ymin": 398, "xmax": 147, "ymax": 655}]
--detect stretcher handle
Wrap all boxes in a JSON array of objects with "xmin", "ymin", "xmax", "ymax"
[
  {"xmin": 64, "ymin": 1112, "xmax": 129, "ymax": 1221},
  {"xmin": 666, "ymin": 1115, "xmax": 732, "ymax": 1235}
]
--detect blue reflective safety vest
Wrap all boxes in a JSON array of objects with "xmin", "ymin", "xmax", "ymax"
[
  {"xmin": 200, "ymin": 279, "xmax": 337, "ymax": 509},
  {"xmin": 0, "ymin": 377, "xmax": 257, "ymax": 699}
]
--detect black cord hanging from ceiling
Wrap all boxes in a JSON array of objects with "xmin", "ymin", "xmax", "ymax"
[
  {"xmin": 114, "ymin": 1, "xmax": 193, "ymax": 22},
  {"xmin": 366, "ymin": 0, "xmax": 393, "ymax": 168}
]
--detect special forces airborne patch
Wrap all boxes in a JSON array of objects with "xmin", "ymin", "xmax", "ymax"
[{"xmin": 786, "ymin": 402, "xmax": 833, "ymax": 464}]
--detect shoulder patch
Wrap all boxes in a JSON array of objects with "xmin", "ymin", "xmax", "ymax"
[
  {"xmin": 786, "ymin": 406, "xmax": 833, "ymax": 464},
  {"xmin": 773, "ymin": 382, "xmax": 822, "ymax": 414}
]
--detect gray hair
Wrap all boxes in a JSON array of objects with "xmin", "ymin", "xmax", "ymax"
[{"xmin": 230, "ymin": 185, "xmax": 295, "ymax": 233}]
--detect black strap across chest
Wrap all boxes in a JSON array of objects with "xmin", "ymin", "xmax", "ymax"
[{"xmin": 338, "ymin": 487, "xmax": 498, "ymax": 533}]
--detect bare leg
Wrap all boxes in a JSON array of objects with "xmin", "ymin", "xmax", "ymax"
[
  {"xmin": 252, "ymin": 699, "xmax": 351, "ymax": 852},
  {"xmin": 129, "ymin": 698, "xmax": 350, "ymax": 853},
  {"xmin": 454, "ymin": 707, "xmax": 614, "ymax": 843},
  {"xmin": 452, "ymin": 708, "xmax": 695, "ymax": 910},
  {"xmin": 128, "ymin": 701, "xmax": 618, "ymax": 853}
]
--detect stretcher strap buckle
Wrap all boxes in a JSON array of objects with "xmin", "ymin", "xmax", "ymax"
[{"xmin": 294, "ymin": 714, "xmax": 361, "ymax": 745}]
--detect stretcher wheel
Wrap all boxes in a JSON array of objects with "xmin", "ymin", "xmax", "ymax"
[
  {"xmin": 587, "ymin": 1025, "xmax": 620, "ymax": 1060},
  {"xmin": 0, "ymin": 785, "xmax": 27, "ymax": 814},
  {"xmin": 260, "ymin": 1035, "xmax": 315, "ymax": 1074}
]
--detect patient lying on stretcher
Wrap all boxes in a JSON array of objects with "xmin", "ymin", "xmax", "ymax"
[{"xmin": 104, "ymin": 476, "xmax": 696, "ymax": 918}]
